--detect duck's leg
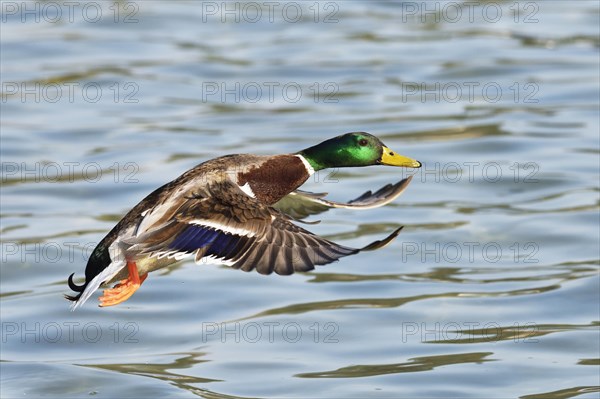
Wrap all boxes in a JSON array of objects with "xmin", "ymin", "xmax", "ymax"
[{"xmin": 99, "ymin": 261, "xmax": 148, "ymax": 307}]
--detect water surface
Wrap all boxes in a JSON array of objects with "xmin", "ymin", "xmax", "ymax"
[{"xmin": 1, "ymin": 2, "xmax": 599, "ymax": 398}]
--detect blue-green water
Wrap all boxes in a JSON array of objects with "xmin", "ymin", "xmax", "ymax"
[{"xmin": 1, "ymin": 1, "xmax": 599, "ymax": 398}]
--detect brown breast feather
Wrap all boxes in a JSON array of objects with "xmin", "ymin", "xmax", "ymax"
[{"xmin": 237, "ymin": 155, "xmax": 309, "ymax": 205}]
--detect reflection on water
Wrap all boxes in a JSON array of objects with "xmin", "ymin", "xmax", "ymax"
[
  {"xmin": 424, "ymin": 322, "xmax": 600, "ymax": 345},
  {"xmin": 296, "ymin": 352, "xmax": 495, "ymax": 378},
  {"xmin": 1, "ymin": 1, "xmax": 599, "ymax": 398},
  {"xmin": 238, "ymin": 284, "xmax": 562, "ymax": 321},
  {"xmin": 520, "ymin": 386, "xmax": 600, "ymax": 399},
  {"xmin": 87, "ymin": 352, "xmax": 220, "ymax": 385}
]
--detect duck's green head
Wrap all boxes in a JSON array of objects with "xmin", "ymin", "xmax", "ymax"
[{"xmin": 297, "ymin": 132, "xmax": 421, "ymax": 172}]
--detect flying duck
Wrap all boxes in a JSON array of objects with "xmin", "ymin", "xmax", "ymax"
[{"xmin": 66, "ymin": 132, "xmax": 421, "ymax": 309}]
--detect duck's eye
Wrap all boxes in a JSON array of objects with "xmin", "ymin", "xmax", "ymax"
[{"xmin": 358, "ymin": 139, "xmax": 368, "ymax": 146}]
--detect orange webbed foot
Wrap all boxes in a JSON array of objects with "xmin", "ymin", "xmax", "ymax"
[{"xmin": 99, "ymin": 261, "xmax": 147, "ymax": 307}]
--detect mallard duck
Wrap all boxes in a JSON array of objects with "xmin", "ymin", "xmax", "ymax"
[{"xmin": 66, "ymin": 132, "xmax": 421, "ymax": 309}]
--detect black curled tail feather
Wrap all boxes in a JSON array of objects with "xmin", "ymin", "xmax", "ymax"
[
  {"xmin": 65, "ymin": 244, "xmax": 112, "ymax": 304},
  {"xmin": 68, "ymin": 273, "xmax": 85, "ymax": 292},
  {"xmin": 64, "ymin": 293, "xmax": 81, "ymax": 302},
  {"xmin": 65, "ymin": 273, "xmax": 86, "ymax": 302}
]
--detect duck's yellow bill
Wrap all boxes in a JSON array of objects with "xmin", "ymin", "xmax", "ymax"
[{"xmin": 380, "ymin": 146, "xmax": 421, "ymax": 168}]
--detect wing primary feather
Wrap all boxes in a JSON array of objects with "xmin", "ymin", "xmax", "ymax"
[
  {"xmin": 360, "ymin": 226, "xmax": 404, "ymax": 251},
  {"xmin": 273, "ymin": 177, "xmax": 413, "ymax": 219}
]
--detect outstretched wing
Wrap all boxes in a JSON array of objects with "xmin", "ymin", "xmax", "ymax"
[
  {"xmin": 123, "ymin": 179, "xmax": 402, "ymax": 275},
  {"xmin": 273, "ymin": 176, "xmax": 413, "ymax": 220}
]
